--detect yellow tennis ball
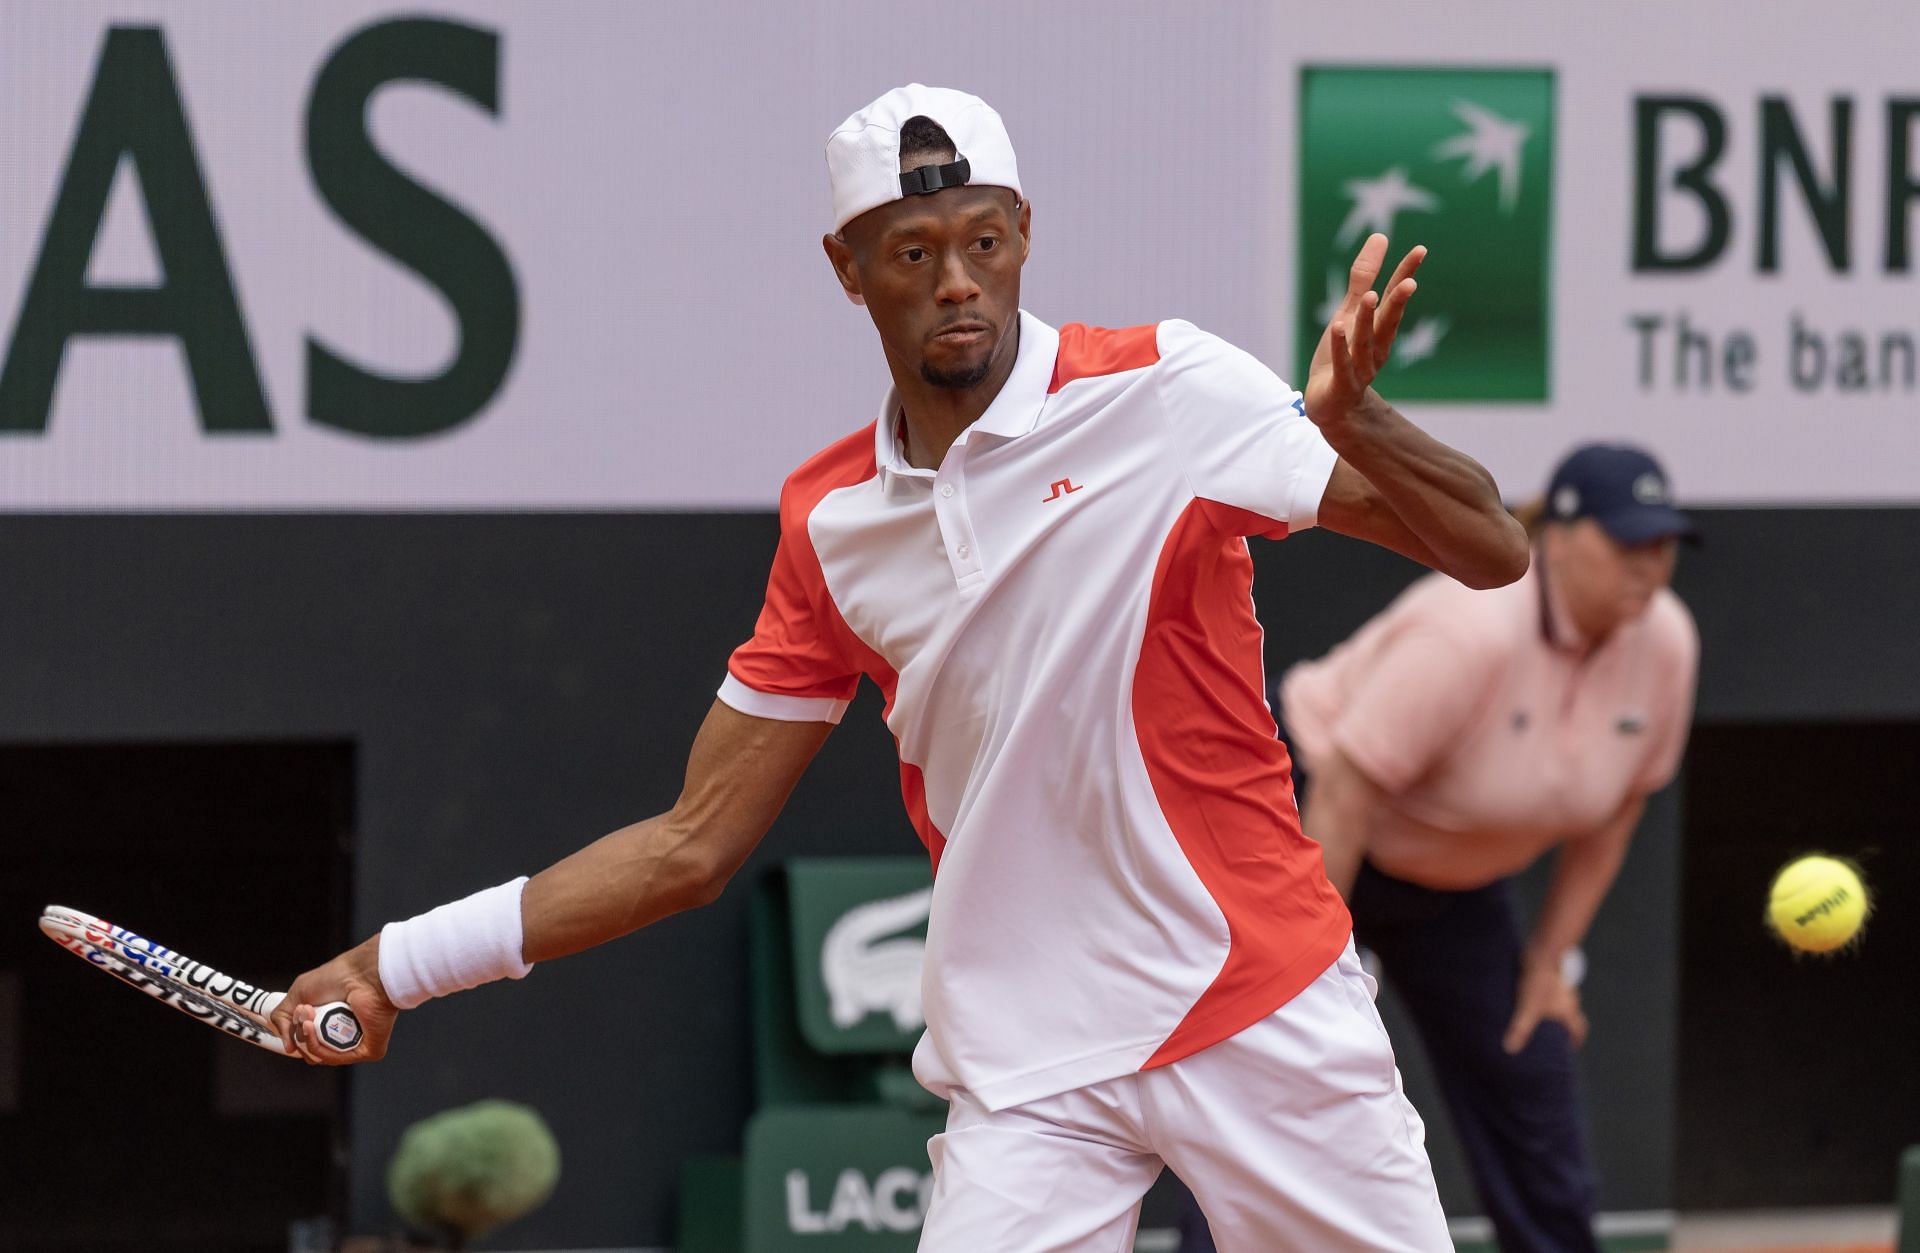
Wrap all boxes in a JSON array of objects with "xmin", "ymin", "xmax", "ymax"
[{"xmin": 1766, "ymin": 855, "xmax": 1870, "ymax": 954}]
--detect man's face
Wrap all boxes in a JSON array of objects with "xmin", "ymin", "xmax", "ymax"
[
  {"xmin": 1549, "ymin": 518, "xmax": 1679, "ymax": 637},
  {"xmin": 824, "ymin": 175, "xmax": 1030, "ymax": 390}
]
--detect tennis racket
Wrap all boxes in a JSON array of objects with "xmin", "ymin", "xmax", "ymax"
[{"xmin": 39, "ymin": 904, "xmax": 362, "ymax": 1056}]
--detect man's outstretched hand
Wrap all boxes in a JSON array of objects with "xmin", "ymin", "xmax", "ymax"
[
  {"xmin": 1304, "ymin": 233, "xmax": 1426, "ymax": 430},
  {"xmin": 271, "ymin": 935, "xmax": 400, "ymax": 1065}
]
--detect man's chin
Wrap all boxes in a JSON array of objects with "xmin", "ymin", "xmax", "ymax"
[{"xmin": 920, "ymin": 355, "xmax": 995, "ymax": 390}]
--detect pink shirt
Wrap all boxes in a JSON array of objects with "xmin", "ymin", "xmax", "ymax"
[{"xmin": 1280, "ymin": 563, "xmax": 1698, "ymax": 888}]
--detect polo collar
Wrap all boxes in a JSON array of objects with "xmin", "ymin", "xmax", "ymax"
[
  {"xmin": 1533, "ymin": 553, "xmax": 1592, "ymax": 654},
  {"xmin": 873, "ymin": 311, "xmax": 1060, "ymax": 480}
]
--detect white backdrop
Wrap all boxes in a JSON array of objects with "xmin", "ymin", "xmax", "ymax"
[{"xmin": 0, "ymin": 1, "xmax": 1914, "ymax": 509}]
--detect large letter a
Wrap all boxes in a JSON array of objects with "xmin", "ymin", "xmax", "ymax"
[{"xmin": 0, "ymin": 26, "xmax": 270, "ymax": 433}]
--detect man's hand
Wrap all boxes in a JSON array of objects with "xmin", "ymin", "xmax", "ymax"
[
  {"xmin": 1503, "ymin": 950, "xmax": 1589, "ymax": 1055},
  {"xmin": 270, "ymin": 934, "xmax": 400, "ymax": 1065},
  {"xmin": 1304, "ymin": 233, "xmax": 1426, "ymax": 431},
  {"xmin": 1304, "ymin": 232, "xmax": 1527, "ymax": 589}
]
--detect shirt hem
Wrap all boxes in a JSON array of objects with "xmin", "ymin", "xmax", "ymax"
[
  {"xmin": 944, "ymin": 915, "xmax": 1353, "ymax": 1114},
  {"xmin": 951, "ymin": 1034, "xmax": 1172, "ymax": 1114},
  {"xmin": 1143, "ymin": 910, "xmax": 1354, "ymax": 1070}
]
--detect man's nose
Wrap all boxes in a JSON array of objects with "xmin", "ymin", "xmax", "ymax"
[{"xmin": 935, "ymin": 249, "xmax": 981, "ymax": 305}]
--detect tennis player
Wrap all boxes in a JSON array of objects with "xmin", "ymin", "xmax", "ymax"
[{"xmin": 275, "ymin": 85, "xmax": 1529, "ymax": 1251}]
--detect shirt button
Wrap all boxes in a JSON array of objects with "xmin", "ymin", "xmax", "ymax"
[
  {"xmin": 940, "ymin": 484, "xmax": 955, "ymax": 498},
  {"xmin": 957, "ymin": 544, "xmax": 971, "ymax": 559}
]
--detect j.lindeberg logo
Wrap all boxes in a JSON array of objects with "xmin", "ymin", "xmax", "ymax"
[
  {"xmin": 1297, "ymin": 67, "xmax": 1555, "ymax": 401},
  {"xmin": 1042, "ymin": 478, "xmax": 1083, "ymax": 503}
]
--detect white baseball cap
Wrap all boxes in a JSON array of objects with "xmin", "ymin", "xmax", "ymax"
[{"xmin": 825, "ymin": 84, "xmax": 1023, "ymax": 234}]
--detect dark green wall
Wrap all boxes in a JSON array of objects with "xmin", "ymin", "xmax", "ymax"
[{"xmin": 3, "ymin": 509, "xmax": 1915, "ymax": 1246}]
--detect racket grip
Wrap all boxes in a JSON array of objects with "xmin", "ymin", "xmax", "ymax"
[
  {"xmin": 258, "ymin": 992, "xmax": 364, "ymax": 1053},
  {"xmin": 312, "ymin": 1001, "xmax": 364, "ymax": 1052}
]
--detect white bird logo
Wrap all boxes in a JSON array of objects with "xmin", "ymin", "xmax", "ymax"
[
  {"xmin": 1431, "ymin": 100, "xmax": 1530, "ymax": 213},
  {"xmin": 1314, "ymin": 267, "xmax": 1346, "ymax": 328},
  {"xmin": 1393, "ymin": 317, "xmax": 1450, "ymax": 367},
  {"xmin": 1335, "ymin": 167, "xmax": 1440, "ymax": 246}
]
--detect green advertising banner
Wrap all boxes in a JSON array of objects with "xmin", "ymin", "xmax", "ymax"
[
  {"xmin": 1296, "ymin": 67, "xmax": 1555, "ymax": 401},
  {"xmin": 786, "ymin": 858, "xmax": 933, "ymax": 1056},
  {"xmin": 744, "ymin": 1105, "xmax": 946, "ymax": 1252}
]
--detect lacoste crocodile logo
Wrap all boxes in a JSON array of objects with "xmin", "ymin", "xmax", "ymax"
[{"xmin": 821, "ymin": 887, "xmax": 933, "ymax": 1031}]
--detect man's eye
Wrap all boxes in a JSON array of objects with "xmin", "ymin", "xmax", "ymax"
[
  {"xmin": 903, "ymin": 247, "xmax": 928, "ymax": 263},
  {"xmin": 974, "ymin": 236, "xmax": 998, "ymax": 252}
]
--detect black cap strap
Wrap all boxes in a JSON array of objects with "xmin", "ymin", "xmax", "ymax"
[{"xmin": 899, "ymin": 156, "xmax": 971, "ymax": 197}]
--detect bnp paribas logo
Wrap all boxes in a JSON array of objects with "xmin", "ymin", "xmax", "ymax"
[{"xmin": 1296, "ymin": 67, "xmax": 1555, "ymax": 401}]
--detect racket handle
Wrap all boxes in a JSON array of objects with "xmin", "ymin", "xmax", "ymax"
[{"xmin": 258, "ymin": 992, "xmax": 364, "ymax": 1053}]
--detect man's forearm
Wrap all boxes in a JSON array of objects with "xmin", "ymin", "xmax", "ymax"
[
  {"xmin": 1527, "ymin": 803, "xmax": 1641, "ymax": 963},
  {"xmin": 1322, "ymin": 390, "xmax": 1528, "ymax": 589},
  {"xmin": 1300, "ymin": 748, "xmax": 1384, "ymax": 900},
  {"xmin": 520, "ymin": 813, "xmax": 723, "ymax": 964}
]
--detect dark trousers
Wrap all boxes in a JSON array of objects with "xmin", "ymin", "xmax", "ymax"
[{"xmin": 1173, "ymin": 862, "xmax": 1602, "ymax": 1253}]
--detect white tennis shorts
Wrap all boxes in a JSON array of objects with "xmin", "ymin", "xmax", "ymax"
[{"xmin": 918, "ymin": 942, "xmax": 1450, "ymax": 1252}]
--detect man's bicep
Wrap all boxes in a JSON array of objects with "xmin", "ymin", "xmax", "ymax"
[
  {"xmin": 678, "ymin": 700, "xmax": 835, "ymax": 850},
  {"xmin": 519, "ymin": 703, "xmax": 834, "ymax": 962}
]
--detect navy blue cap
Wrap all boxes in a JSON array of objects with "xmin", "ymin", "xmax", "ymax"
[{"xmin": 1544, "ymin": 444, "xmax": 1694, "ymax": 544}]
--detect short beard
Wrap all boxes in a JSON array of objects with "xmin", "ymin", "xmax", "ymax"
[{"xmin": 920, "ymin": 358, "xmax": 993, "ymax": 390}]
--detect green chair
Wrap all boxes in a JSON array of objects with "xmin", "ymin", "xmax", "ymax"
[
  {"xmin": 742, "ymin": 1105, "xmax": 946, "ymax": 1252},
  {"xmin": 681, "ymin": 857, "xmax": 941, "ymax": 1252},
  {"xmin": 1898, "ymin": 1144, "xmax": 1920, "ymax": 1253},
  {"xmin": 749, "ymin": 858, "xmax": 938, "ymax": 1111}
]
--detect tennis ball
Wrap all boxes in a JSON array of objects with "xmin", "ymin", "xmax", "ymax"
[{"xmin": 1766, "ymin": 855, "xmax": 1870, "ymax": 954}]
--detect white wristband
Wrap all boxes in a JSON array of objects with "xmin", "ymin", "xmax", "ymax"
[{"xmin": 378, "ymin": 876, "xmax": 534, "ymax": 1010}]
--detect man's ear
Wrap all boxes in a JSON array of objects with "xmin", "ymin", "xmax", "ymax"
[
  {"xmin": 822, "ymin": 233, "xmax": 866, "ymax": 306},
  {"xmin": 1016, "ymin": 196, "xmax": 1032, "ymax": 266}
]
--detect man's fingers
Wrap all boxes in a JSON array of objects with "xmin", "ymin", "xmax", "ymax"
[
  {"xmin": 293, "ymin": 1004, "xmax": 323, "ymax": 1064},
  {"xmin": 1349, "ymin": 290, "xmax": 1378, "ymax": 380},
  {"xmin": 1374, "ymin": 279, "xmax": 1417, "ymax": 365},
  {"xmin": 1384, "ymin": 244, "xmax": 1427, "ymax": 295},
  {"xmin": 1372, "ymin": 243, "xmax": 1425, "ymax": 362},
  {"xmin": 1328, "ymin": 316, "xmax": 1355, "ymax": 386},
  {"xmin": 1503, "ymin": 1006, "xmax": 1538, "ymax": 1055},
  {"xmin": 1346, "ymin": 233, "xmax": 1389, "ymax": 297}
]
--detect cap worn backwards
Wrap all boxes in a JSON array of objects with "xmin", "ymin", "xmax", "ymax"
[{"xmin": 825, "ymin": 84, "xmax": 1023, "ymax": 235}]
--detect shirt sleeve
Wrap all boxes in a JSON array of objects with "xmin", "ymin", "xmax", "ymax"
[
  {"xmin": 1634, "ymin": 597, "xmax": 1701, "ymax": 794},
  {"xmin": 718, "ymin": 485, "xmax": 863, "ymax": 724},
  {"xmin": 1330, "ymin": 625, "xmax": 1500, "ymax": 795},
  {"xmin": 1153, "ymin": 319, "xmax": 1339, "ymax": 539}
]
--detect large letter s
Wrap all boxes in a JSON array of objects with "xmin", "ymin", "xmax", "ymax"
[{"xmin": 305, "ymin": 18, "xmax": 519, "ymax": 439}]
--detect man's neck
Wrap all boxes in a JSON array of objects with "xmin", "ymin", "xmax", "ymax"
[{"xmin": 891, "ymin": 318, "xmax": 1022, "ymax": 470}]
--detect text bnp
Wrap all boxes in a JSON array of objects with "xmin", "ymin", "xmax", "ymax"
[
  {"xmin": 1633, "ymin": 95, "xmax": 1920, "ymax": 272},
  {"xmin": 1630, "ymin": 94, "xmax": 1919, "ymax": 395}
]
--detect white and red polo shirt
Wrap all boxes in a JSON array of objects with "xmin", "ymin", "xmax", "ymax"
[{"xmin": 720, "ymin": 311, "xmax": 1350, "ymax": 1111}]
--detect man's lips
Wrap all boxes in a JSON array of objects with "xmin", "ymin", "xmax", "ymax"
[{"xmin": 930, "ymin": 321, "xmax": 991, "ymax": 345}]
